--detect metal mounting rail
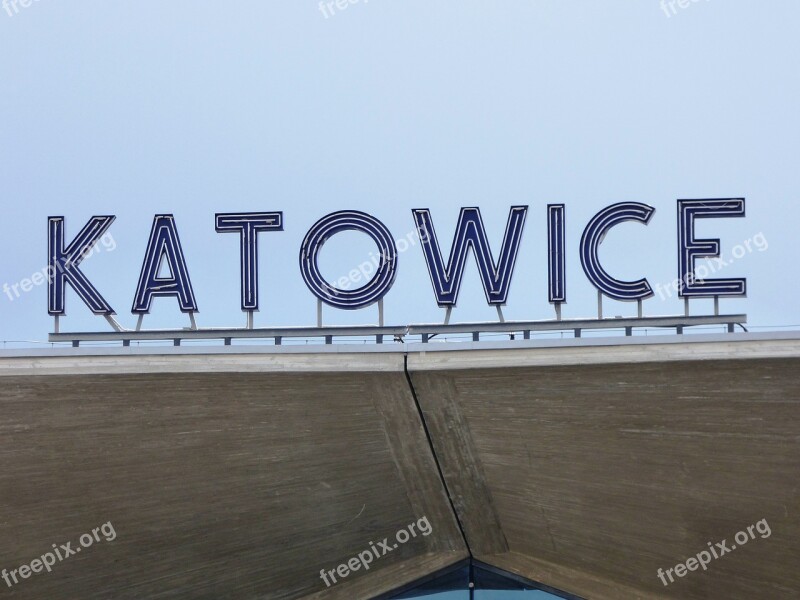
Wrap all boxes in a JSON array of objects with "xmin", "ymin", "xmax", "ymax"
[
  {"xmin": 48, "ymin": 314, "xmax": 747, "ymax": 347},
  {"xmin": 408, "ymin": 314, "xmax": 746, "ymax": 342}
]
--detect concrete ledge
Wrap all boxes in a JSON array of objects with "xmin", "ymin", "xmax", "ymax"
[
  {"xmin": 0, "ymin": 369, "xmax": 465, "ymax": 599},
  {"xmin": 0, "ymin": 351, "xmax": 405, "ymax": 376},
  {"xmin": 408, "ymin": 333, "xmax": 800, "ymax": 370},
  {"xmin": 408, "ymin": 349, "xmax": 800, "ymax": 599},
  {"xmin": 1, "ymin": 334, "xmax": 798, "ymax": 599}
]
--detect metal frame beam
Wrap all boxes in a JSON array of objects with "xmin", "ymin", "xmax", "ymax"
[{"xmin": 48, "ymin": 314, "xmax": 747, "ymax": 346}]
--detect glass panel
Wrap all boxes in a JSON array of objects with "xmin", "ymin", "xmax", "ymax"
[
  {"xmin": 474, "ymin": 565, "xmax": 571, "ymax": 599},
  {"xmin": 389, "ymin": 564, "xmax": 470, "ymax": 599},
  {"xmin": 397, "ymin": 594, "xmax": 468, "ymax": 600},
  {"xmin": 385, "ymin": 562, "xmax": 574, "ymax": 599},
  {"xmin": 475, "ymin": 592, "xmax": 565, "ymax": 599}
]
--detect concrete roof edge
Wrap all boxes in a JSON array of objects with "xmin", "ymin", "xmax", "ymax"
[
  {"xmin": 0, "ymin": 332, "xmax": 798, "ymax": 375},
  {"xmin": 407, "ymin": 332, "xmax": 800, "ymax": 371},
  {"xmin": 0, "ymin": 349, "xmax": 407, "ymax": 377}
]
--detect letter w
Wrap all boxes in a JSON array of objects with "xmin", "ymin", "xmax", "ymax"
[{"xmin": 412, "ymin": 206, "xmax": 528, "ymax": 307}]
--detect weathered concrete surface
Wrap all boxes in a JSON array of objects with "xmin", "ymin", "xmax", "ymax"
[
  {"xmin": 0, "ymin": 353, "xmax": 466, "ymax": 600},
  {"xmin": 1, "ymin": 334, "xmax": 798, "ymax": 599},
  {"xmin": 409, "ymin": 336, "xmax": 800, "ymax": 599}
]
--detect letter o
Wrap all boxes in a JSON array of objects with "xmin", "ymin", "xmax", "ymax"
[
  {"xmin": 735, "ymin": 531, "xmax": 749, "ymax": 546},
  {"xmin": 396, "ymin": 529, "xmax": 410, "ymax": 544},
  {"xmin": 80, "ymin": 534, "xmax": 94, "ymax": 548},
  {"xmin": 300, "ymin": 211, "xmax": 398, "ymax": 310}
]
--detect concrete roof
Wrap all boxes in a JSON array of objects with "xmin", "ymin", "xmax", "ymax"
[{"xmin": 0, "ymin": 333, "xmax": 797, "ymax": 599}]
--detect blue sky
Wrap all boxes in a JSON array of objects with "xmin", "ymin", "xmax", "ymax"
[{"xmin": 1, "ymin": 1, "xmax": 799, "ymax": 344}]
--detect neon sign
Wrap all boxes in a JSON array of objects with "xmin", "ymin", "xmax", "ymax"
[{"xmin": 47, "ymin": 199, "xmax": 747, "ymax": 324}]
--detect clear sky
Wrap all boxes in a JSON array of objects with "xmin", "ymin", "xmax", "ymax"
[{"xmin": 1, "ymin": 1, "xmax": 799, "ymax": 344}]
